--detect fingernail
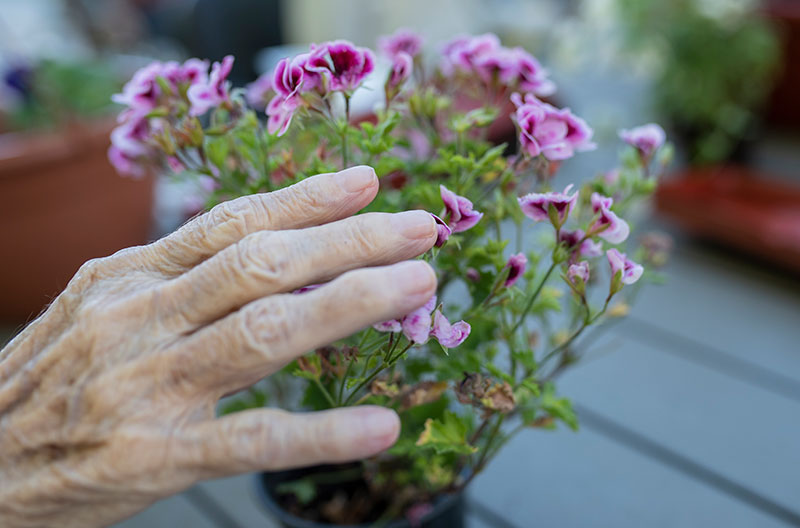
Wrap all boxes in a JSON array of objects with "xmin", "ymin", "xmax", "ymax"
[
  {"xmin": 392, "ymin": 261, "xmax": 437, "ymax": 297},
  {"xmin": 360, "ymin": 408, "xmax": 400, "ymax": 448},
  {"xmin": 334, "ymin": 166, "xmax": 376, "ymax": 193},
  {"xmin": 392, "ymin": 210, "xmax": 436, "ymax": 240}
]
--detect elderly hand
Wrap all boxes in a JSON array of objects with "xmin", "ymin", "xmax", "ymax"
[{"xmin": 0, "ymin": 166, "xmax": 437, "ymax": 528}]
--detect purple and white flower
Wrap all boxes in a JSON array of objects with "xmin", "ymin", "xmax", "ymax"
[
  {"xmin": 518, "ymin": 184, "xmax": 578, "ymax": 228},
  {"xmin": 440, "ymin": 185, "xmax": 483, "ymax": 233},
  {"xmin": 504, "ymin": 253, "xmax": 527, "ymax": 287},
  {"xmin": 512, "ymin": 93, "xmax": 595, "ymax": 161}
]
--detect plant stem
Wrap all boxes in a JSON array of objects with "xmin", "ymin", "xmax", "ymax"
[
  {"xmin": 343, "ymin": 342, "xmax": 413, "ymax": 406},
  {"xmin": 460, "ymin": 414, "xmax": 505, "ymax": 490},
  {"xmin": 510, "ymin": 260, "xmax": 557, "ymax": 336},
  {"xmin": 539, "ymin": 300, "xmax": 609, "ymax": 366},
  {"xmin": 341, "ymin": 94, "xmax": 351, "ymax": 168},
  {"xmin": 313, "ymin": 378, "xmax": 336, "ymax": 407}
]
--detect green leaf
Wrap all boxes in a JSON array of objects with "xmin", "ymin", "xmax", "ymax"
[
  {"xmin": 416, "ymin": 411, "xmax": 477, "ymax": 455},
  {"xmin": 276, "ymin": 479, "xmax": 317, "ymax": 505},
  {"xmin": 541, "ymin": 384, "xmax": 579, "ymax": 431}
]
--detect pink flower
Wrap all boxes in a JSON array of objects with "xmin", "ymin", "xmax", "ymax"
[
  {"xmin": 559, "ymin": 229, "xmax": 604, "ymax": 259},
  {"xmin": 306, "ymin": 40, "xmax": 375, "ymax": 92},
  {"xmin": 607, "ymin": 249, "xmax": 643, "ymax": 288},
  {"xmin": 441, "ymin": 33, "xmax": 502, "ymax": 76},
  {"xmin": 518, "ymin": 184, "xmax": 578, "ymax": 227},
  {"xmin": 373, "ymin": 319, "xmax": 402, "ymax": 333},
  {"xmin": 440, "ymin": 185, "xmax": 483, "ymax": 233},
  {"xmin": 431, "ymin": 310, "xmax": 471, "ymax": 348},
  {"xmin": 246, "ymin": 72, "xmax": 273, "ymax": 109},
  {"xmin": 401, "ymin": 296, "xmax": 437, "ymax": 344},
  {"xmin": 505, "ymin": 253, "xmax": 527, "ymax": 287},
  {"xmin": 387, "ymin": 52, "xmax": 413, "ymax": 91},
  {"xmin": 161, "ymin": 58, "xmax": 209, "ymax": 88},
  {"xmin": 588, "ymin": 192, "xmax": 630, "ymax": 244},
  {"xmin": 431, "ymin": 214, "xmax": 452, "ymax": 247},
  {"xmin": 567, "ymin": 261, "xmax": 590, "ymax": 283},
  {"xmin": 512, "ymin": 93, "xmax": 595, "ymax": 161},
  {"xmin": 379, "ymin": 28, "xmax": 424, "ymax": 59},
  {"xmin": 373, "ymin": 296, "xmax": 437, "ymax": 344},
  {"xmin": 110, "ymin": 112, "xmax": 150, "ymax": 157},
  {"xmin": 619, "ymin": 123, "xmax": 666, "ymax": 161},
  {"xmin": 187, "ymin": 55, "xmax": 234, "ymax": 116},
  {"xmin": 513, "ymin": 47, "xmax": 556, "ymax": 97},
  {"xmin": 107, "ymin": 146, "xmax": 145, "ymax": 178},
  {"xmin": 266, "ymin": 56, "xmax": 307, "ymax": 136},
  {"xmin": 111, "ymin": 61, "xmax": 165, "ymax": 111}
]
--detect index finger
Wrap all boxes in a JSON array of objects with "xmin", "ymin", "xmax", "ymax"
[{"xmin": 148, "ymin": 165, "xmax": 379, "ymax": 274}]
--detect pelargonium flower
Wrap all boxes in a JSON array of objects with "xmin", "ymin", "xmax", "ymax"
[
  {"xmin": 108, "ymin": 111, "xmax": 151, "ymax": 178},
  {"xmin": 107, "ymin": 146, "xmax": 145, "ymax": 178},
  {"xmin": 266, "ymin": 56, "xmax": 307, "ymax": 136},
  {"xmin": 431, "ymin": 214, "xmax": 452, "ymax": 247},
  {"xmin": 512, "ymin": 93, "xmax": 595, "ymax": 161},
  {"xmin": 387, "ymin": 52, "xmax": 413, "ymax": 91},
  {"xmin": 587, "ymin": 192, "xmax": 630, "ymax": 244},
  {"xmin": 440, "ymin": 185, "xmax": 483, "ymax": 233},
  {"xmin": 441, "ymin": 33, "xmax": 502, "ymax": 76},
  {"xmin": 373, "ymin": 296, "xmax": 437, "ymax": 343},
  {"xmin": 431, "ymin": 310, "xmax": 471, "ymax": 348},
  {"xmin": 504, "ymin": 253, "xmax": 527, "ymax": 287},
  {"xmin": 187, "ymin": 55, "xmax": 234, "ymax": 116},
  {"xmin": 607, "ymin": 249, "xmax": 643, "ymax": 292},
  {"xmin": 110, "ymin": 112, "xmax": 150, "ymax": 157},
  {"xmin": 306, "ymin": 40, "xmax": 375, "ymax": 92},
  {"xmin": 567, "ymin": 261, "xmax": 590, "ymax": 283},
  {"xmin": 441, "ymin": 35, "xmax": 555, "ymax": 96},
  {"xmin": 111, "ymin": 62, "xmax": 165, "ymax": 112},
  {"xmin": 560, "ymin": 229, "xmax": 604, "ymax": 259},
  {"xmin": 518, "ymin": 184, "xmax": 578, "ymax": 228},
  {"xmin": 379, "ymin": 28, "xmax": 424, "ymax": 59},
  {"xmin": 512, "ymin": 47, "xmax": 556, "ymax": 96},
  {"xmin": 246, "ymin": 71, "xmax": 273, "ymax": 109},
  {"xmin": 619, "ymin": 123, "xmax": 666, "ymax": 161}
]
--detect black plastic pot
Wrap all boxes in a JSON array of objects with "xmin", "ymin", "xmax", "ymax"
[{"xmin": 254, "ymin": 465, "xmax": 465, "ymax": 528}]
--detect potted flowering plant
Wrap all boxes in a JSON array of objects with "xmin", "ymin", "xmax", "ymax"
[{"xmin": 109, "ymin": 30, "xmax": 670, "ymax": 527}]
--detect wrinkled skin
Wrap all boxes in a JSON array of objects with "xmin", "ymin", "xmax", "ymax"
[{"xmin": 0, "ymin": 166, "xmax": 438, "ymax": 528}]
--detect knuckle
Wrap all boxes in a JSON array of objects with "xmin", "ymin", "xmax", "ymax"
[
  {"xmin": 205, "ymin": 198, "xmax": 258, "ymax": 240},
  {"xmin": 239, "ymin": 297, "xmax": 294, "ymax": 352},
  {"xmin": 232, "ymin": 232, "xmax": 292, "ymax": 285}
]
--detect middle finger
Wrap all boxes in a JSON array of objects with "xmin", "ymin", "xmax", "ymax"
[{"xmin": 162, "ymin": 210, "xmax": 436, "ymax": 327}]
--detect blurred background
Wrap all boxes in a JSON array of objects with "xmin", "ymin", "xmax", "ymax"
[{"xmin": 0, "ymin": 1, "xmax": 798, "ymax": 526}]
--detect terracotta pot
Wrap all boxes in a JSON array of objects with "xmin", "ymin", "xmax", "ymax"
[
  {"xmin": 654, "ymin": 165, "xmax": 800, "ymax": 272},
  {"xmin": 0, "ymin": 119, "xmax": 154, "ymax": 323}
]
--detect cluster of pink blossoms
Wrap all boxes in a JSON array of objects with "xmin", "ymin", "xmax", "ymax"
[
  {"xmin": 517, "ymin": 182, "xmax": 642, "ymax": 294},
  {"xmin": 374, "ymin": 296, "xmax": 470, "ymax": 349},
  {"xmin": 441, "ymin": 33, "xmax": 555, "ymax": 96},
  {"xmin": 108, "ymin": 56, "xmax": 234, "ymax": 177},
  {"xmin": 265, "ymin": 40, "xmax": 376, "ymax": 136}
]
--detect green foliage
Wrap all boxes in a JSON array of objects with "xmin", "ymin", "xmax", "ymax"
[
  {"xmin": 416, "ymin": 411, "xmax": 478, "ymax": 455},
  {"xmin": 616, "ymin": 0, "xmax": 781, "ymax": 163},
  {"xmin": 3, "ymin": 59, "xmax": 121, "ymax": 131}
]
